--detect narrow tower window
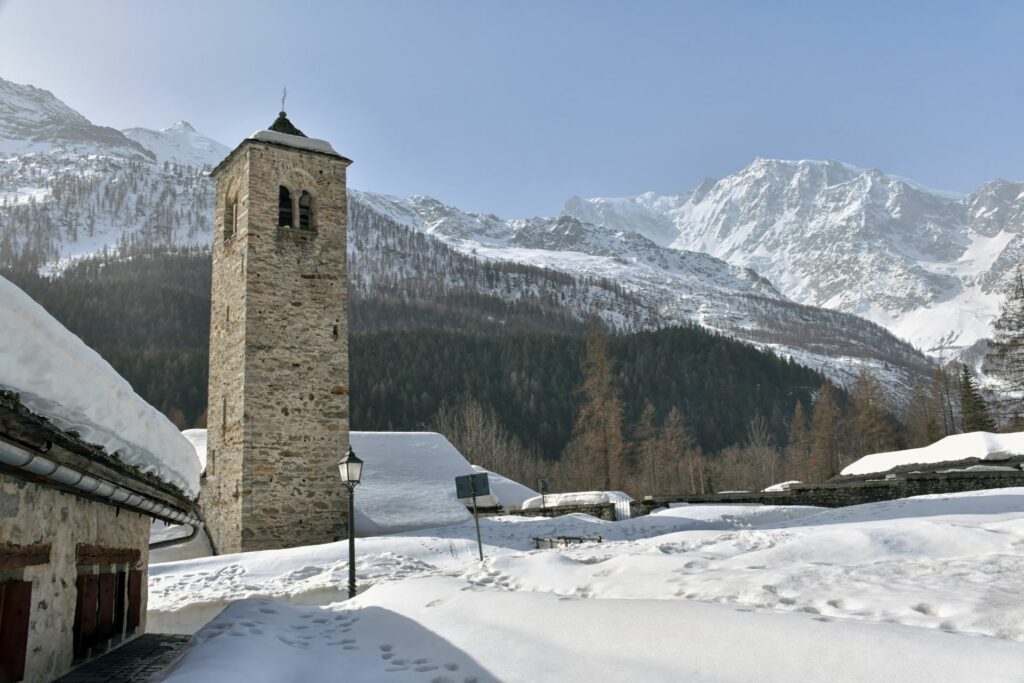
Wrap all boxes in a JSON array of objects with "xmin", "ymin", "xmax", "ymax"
[
  {"xmin": 278, "ymin": 186, "xmax": 293, "ymax": 227},
  {"xmin": 298, "ymin": 191, "xmax": 313, "ymax": 229},
  {"xmin": 225, "ymin": 198, "xmax": 237, "ymax": 241}
]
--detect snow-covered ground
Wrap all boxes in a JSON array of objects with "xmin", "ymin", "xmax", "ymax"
[
  {"xmin": 842, "ymin": 430, "xmax": 1024, "ymax": 476},
  {"xmin": 152, "ymin": 490, "xmax": 1024, "ymax": 681}
]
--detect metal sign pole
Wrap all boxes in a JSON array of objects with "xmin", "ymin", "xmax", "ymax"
[
  {"xmin": 455, "ymin": 473, "xmax": 489, "ymax": 562},
  {"xmin": 471, "ymin": 492, "xmax": 484, "ymax": 562}
]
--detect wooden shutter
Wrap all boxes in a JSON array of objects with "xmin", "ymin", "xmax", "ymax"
[
  {"xmin": 127, "ymin": 570, "xmax": 143, "ymax": 634},
  {"xmin": 114, "ymin": 571, "xmax": 127, "ymax": 638},
  {"xmin": 96, "ymin": 573, "xmax": 115, "ymax": 643},
  {"xmin": 74, "ymin": 574, "xmax": 99, "ymax": 659},
  {"xmin": 0, "ymin": 580, "xmax": 32, "ymax": 682}
]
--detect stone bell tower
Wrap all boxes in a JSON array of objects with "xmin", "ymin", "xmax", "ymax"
[{"xmin": 200, "ymin": 111, "xmax": 352, "ymax": 553}]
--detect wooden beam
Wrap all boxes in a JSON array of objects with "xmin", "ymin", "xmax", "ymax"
[
  {"xmin": 0, "ymin": 543, "xmax": 50, "ymax": 570},
  {"xmin": 76, "ymin": 545, "xmax": 141, "ymax": 567}
]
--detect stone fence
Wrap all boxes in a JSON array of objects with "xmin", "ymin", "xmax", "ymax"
[
  {"xmin": 634, "ymin": 469, "xmax": 1024, "ymax": 514},
  {"xmin": 474, "ymin": 469, "xmax": 1024, "ymax": 521}
]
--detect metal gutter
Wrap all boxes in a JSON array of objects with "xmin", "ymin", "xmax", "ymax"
[{"xmin": 0, "ymin": 438, "xmax": 203, "ymax": 528}]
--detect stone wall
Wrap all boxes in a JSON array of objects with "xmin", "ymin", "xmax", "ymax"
[
  {"xmin": 634, "ymin": 470, "xmax": 1024, "ymax": 514},
  {"xmin": 200, "ymin": 146, "xmax": 249, "ymax": 553},
  {"xmin": 501, "ymin": 471, "xmax": 1024, "ymax": 522},
  {"xmin": 202, "ymin": 140, "xmax": 352, "ymax": 553},
  {"xmin": 0, "ymin": 475, "xmax": 149, "ymax": 683}
]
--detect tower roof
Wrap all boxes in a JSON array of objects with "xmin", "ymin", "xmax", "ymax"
[
  {"xmin": 268, "ymin": 111, "xmax": 307, "ymax": 137},
  {"xmin": 210, "ymin": 110, "xmax": 352, "ymax": 176}
]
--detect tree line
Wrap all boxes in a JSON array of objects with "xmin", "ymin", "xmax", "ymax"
[{"xmin": 3, "ymin": 245, "xmax": 1015, "ymax": 499}]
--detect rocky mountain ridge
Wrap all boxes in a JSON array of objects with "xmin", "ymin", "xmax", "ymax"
[
  {"xmin": 0, "ymin": 75, "xmax": 935, "ymax": 405},
  {"xmin": 563, "ymin": 158, "xmax": 1024, "ymax": 355}
]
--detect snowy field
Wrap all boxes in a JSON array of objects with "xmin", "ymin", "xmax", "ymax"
[{"xmin": 152, "ymin": 490, "xmax": 1024, "ymax": 681}]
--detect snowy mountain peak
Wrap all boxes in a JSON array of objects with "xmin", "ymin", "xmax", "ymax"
[
  {"xmin": 562, "ymin": 157, "xmax": 1024, "ymax": 355},
  {"xmin": 0, "ymin": 75, "xmax": 154, "ymax": 161},
  {"xmin": 122, "ymin": 121, "xmax": 228, "ymax": 167}
]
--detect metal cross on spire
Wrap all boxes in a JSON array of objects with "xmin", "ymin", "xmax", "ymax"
[{"xmin": 281, "ymin": 86, "xmax": 287, "ymax": 113}]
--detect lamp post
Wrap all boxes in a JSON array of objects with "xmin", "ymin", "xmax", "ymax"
[{"xmin": 338, "ymin": 446, "xmax": 363, "ymax": 599}]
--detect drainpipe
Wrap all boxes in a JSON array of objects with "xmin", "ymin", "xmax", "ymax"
[{"xmin": 0, "ymin": 437, "xmax": 202, "ymax": 528}]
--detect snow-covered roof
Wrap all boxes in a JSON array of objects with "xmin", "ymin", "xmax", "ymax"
[
  {"xmin": 348, "ymin": 431, "xmax": 474, "ymax": 535},
  {"xmin": 763, "ymin": 480, "xmax": 802, "ymax": 492},
  {"xmin": 520, "ymin": 491, "xmax": 633, "ymax": 510},
  {"xmin": 0, "ymin": 275, "xmax": 201, "ymax": 498},
  {"xmin": 248, "ymin": 130, "xmax": 340, "ymax": 156},
  {"xmin": 468, "ymin": 464, "xmax": 537, "ymax": 508},
  {"xmin": 182, "ymin": 429, "xmax": 207, "ymax": 472},
  {"xmin": 841, "ymin": 431, "xmax": 1024, "ymax": 477}
]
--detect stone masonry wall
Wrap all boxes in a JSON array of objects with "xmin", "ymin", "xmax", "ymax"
[
  {"xmin": 199, "ymin": 147, "xmax": 250, "ymax": 554},
  {"xmin": 202, "ymin": 140, "xmax": 351, "ymax": 553},
  {"xmin": 513, "ymin": 503, "xmax": 618, "ymax": 521},
  {"xmin": 0, "ymin": 475, "xmax": 149, "ymax": 683}
]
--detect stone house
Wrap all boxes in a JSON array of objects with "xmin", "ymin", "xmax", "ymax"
[{"xmin": 0, "ymin": 276, "xmax": 201, "ymax": 682}]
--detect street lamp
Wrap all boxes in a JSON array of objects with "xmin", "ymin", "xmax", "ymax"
[{"xmin": 338, "ymin": 446, "xmax": 363, "ymax": 599}]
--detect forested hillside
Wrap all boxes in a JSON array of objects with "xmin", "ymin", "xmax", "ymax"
[
  {"xmin": 352, "ymin": 326, "xmax": 823, "ymax": 458},
  {"xmin": 1, "ymin": 247, "xmax": 825, "ymax": 460}
]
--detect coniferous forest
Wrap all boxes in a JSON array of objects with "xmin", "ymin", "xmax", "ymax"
[
  {"xmin": 3, "ymin": 248, "xmax": 821, "ymax": 448},
  {"xmin": 14, "ymin": 245, "xmax": 998, "ymax": 495}
]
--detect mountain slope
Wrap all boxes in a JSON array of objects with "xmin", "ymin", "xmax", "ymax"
[
  {"xmin": 352, "ymin": 190, "xmax": 933, "ymax": 402},
  {"xmin": 0, "ymin": 75, "xmax": 933, "ymax": 404},
  {"xmin": 0, "ymin": 76, "xmax": 153, "ymax": 160},
  {"xmin": 563, "ymin": 158, "xmax": 1024, "ymax": 355}
]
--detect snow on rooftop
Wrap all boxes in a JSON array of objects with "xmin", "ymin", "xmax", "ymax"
[
  {"xmin": 349, "ymin": 431, "xmax": 474, "ymax": 535},
  {"xmin": 0, "ymin": 275, "xmax": 201, "ymax": 497},
  {"xmin": 521, "ymin": 490, "xmax": 633, "ymax": 510},
  {"xmin": 841, "ymin": 430, "xmax": 1024, "ymax": 477},
  {"xmin": 182, "ymin": 429, "xmax": 207, "ymax": 472},
  {"xmin": 248, "ymin": 129, "xmax": 339, "ymax": 156},
  {"xmin": 468, "ymin": 464, "xmax": 537, "ymax": 508},
  {"xmin": 763, "ymin": 480, "xmax": 802, "ymax": 492}
]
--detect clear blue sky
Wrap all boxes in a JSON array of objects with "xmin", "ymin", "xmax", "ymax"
[{"xmin": 1, "ymin": 0, "xmax": 1022, "ymax": 216}]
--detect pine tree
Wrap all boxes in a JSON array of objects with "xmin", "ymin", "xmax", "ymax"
[
  {"xmin": 904, "ymin": 378, "xmax": 936, "ymax": 448},
  {"xmin": 786, "ymin": 401, "xmax": 812, "ymax": 481},
  {"xmin": 562, "ymin": 331, "xmax": 626, "ymax": 491},
  {"xmin": 659, "ymin": 406, "xmax": 700, "ymax": 494},
  {"xmin": 846, "ymin": 369, "xmax": 897, "ymax": 461},
  {"xmin": 631, "ymin": 402, "xmax": 659, "ymax": 495},
  {"xmin": 959, "ymin": 366, "xmax": 997, "ymax": 432},
  {"xmin": 808, "ymin": 381, "xmax": 841, "ymax": 482},
  {"xmin": 984, "ymin": 265, "xmax": 1024, "ymax": 418},
  {"xmin": 929, "ymin": 365, "xmax": 959, "ymax": 436}
]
